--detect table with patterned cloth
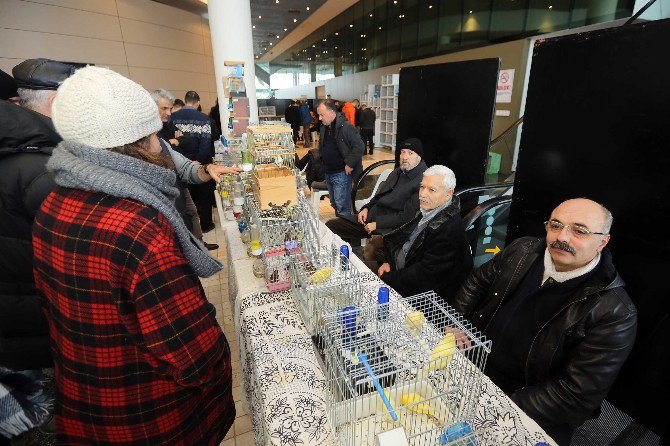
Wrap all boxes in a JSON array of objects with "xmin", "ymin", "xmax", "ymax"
[{"xmin": 220, "ymin": 221, "xmax": 556, "ymax": 445}]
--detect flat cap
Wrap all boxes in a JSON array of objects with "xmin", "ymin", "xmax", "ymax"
[{"xmin": 12, "ymin": 58, "xmax": 77, "ymax": 90}]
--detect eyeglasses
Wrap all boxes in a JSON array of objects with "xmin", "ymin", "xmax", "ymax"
[{"xmin": 544, "ymin": 220, "xmax": 607, "ymax": 238}]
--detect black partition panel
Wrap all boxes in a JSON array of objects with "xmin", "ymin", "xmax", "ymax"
[
  {"xmin": 396, "ymin": 59, "xmax": 499, "ymax": 189},
  {"xmin": 508, "ymin": 19, "xmax": 670, "ymax": 433}
]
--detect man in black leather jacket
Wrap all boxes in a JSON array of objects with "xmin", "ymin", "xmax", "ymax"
[{"xmin": 452, "ymin": 198, "xmax": 637, "ymax": 445}]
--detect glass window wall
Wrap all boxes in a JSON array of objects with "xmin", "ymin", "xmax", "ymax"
[{"xmin": 267, "ymin": 0, "xmax": 635, "ymax": 89}]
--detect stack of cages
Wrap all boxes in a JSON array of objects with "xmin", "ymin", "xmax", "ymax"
[
  {"xmin": 246, "ymin": 178, "xmax": 320, "ymax": 292},
  {"xmin": 320, "ymin": 291, "xmax": 491, "ymax": 446},
  {"xmin": 288, "ymin": 244, "xmax": 362, "ymax": 335},
  {"xmin": 247, "ymin": 125, "xmax": 298, "ymax": 211},
  {"xmin": 214, "ymin": 136, "xmax": 252, "ymax": 222}
]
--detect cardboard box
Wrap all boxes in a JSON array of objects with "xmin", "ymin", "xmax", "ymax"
[{"xmin": 253, "ymin": 167, "xmax": 297, "ymax": 209}]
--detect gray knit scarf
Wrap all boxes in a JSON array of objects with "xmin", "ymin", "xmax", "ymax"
[{"xmin": 48, "ymin": 140, "xmax": 223, "ymax": 278}]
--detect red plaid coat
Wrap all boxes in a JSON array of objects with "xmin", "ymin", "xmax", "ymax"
[{"xmin": 32, "ymin": 187, "xmax": 235, "ymax": 445}]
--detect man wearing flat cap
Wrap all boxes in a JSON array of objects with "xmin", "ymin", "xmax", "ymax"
[
  {"xmin": 0, "ymin": 59, "xmax": 76, "ymax": 375},
  {"xmin": 13, "ymin": 58, "xmax": 76, "ymax": 118},
  {"xmin": 326, "ymin": 138, "xmax": 427, "ymax": 250}
]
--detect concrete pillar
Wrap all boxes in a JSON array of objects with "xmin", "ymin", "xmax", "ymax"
[
  {"xmin": 208, "ymin": 0, "xmax": 258, "ymax": 135},
  {"xmin": 310, "ymin": 63, "xmax": 317, "ymax": 83}
]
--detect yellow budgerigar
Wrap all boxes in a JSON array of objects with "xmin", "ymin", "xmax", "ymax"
[
  {"xmin": 429, "ymin": 333, "xmax": 457, "ymax": 370},
  {"xmin": 309, "ymin": 266, "xmax": 333, "ymax": 284},
  {"xmin": 406, "ymin": 311, "xmax": 425, "ymax": 334},
  {"xmin": 400, "ymin": 392, "xmax": 436, "ymax": 418}
]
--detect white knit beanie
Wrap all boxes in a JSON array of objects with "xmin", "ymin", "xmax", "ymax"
[{"xmin": 52, "ymin": 66, "xmax": 162, "ymax": 149}]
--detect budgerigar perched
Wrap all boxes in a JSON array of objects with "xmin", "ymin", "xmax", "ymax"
[
  {"xmin": 406, "ymin": 311, "xmax": 425, "ymax": 335},
  {"xmin": 429, "ymin": 333, "xmax": 457, "ymax": 370},
  {"xmin": 309, "ymin": 267, "xmax": 333, "ymax": 284},
  {"xmin": 400, "ymin": 392, "xmax": 436, "ymax": 418}
]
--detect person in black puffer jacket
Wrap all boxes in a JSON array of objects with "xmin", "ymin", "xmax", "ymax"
[{"xmin": 0, "ymin": 100, "xmax": 60, "ymax": 371}]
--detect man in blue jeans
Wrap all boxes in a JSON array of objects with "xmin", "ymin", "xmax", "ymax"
[{"xmin": 316, "ymin": 99, "xmax": 364, "ymax": 216}]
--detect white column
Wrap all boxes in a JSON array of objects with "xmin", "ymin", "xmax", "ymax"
[{"xmin": 208, "ymin": 0, "xmax": 259, "ymax": 135}]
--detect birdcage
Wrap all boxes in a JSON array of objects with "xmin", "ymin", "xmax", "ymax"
[
  {"xmin": 288, "ymin": 245, "xmax": 362, "ymax": 334},
  {"xmin": 246, "ymin": 124, "xmax": 295, "ymax": 153},
  {"xmin": 246, "ymin": 187, "xmax": 320, "ymax": 291},
  {"xmin": 320, "ymin": 291, "xmax": 491, "ymax": 446}
]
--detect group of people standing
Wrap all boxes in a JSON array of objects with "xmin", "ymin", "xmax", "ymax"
[{"xmin": 1, "ymin": 60, "xmax": 238, "ymax": 444}]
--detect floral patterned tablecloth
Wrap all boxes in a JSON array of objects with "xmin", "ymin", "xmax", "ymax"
[{"xmin": 223, "ymin": 221, "xmax": 555, "ymax": 446}]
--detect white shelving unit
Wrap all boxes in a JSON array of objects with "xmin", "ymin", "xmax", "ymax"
[{"xmin": 379, "ymin": 73, "xmax": 399, "ymax": 151}]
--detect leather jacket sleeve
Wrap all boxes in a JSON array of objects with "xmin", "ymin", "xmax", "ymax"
[
  {"xmin": 511, "ymin": 292, "xmax": 637, "ymax": 427},
  {"xmin": 452, "ymin": 238, "xmax": 512, "ymax": 315}
]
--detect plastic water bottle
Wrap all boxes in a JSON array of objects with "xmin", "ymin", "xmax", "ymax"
[
  {"xmin": 377, "ymin": 286, "xmax": 389, "ymax": 321},
  {"xmin": 339, "ymin": 245, "xmax": 350, "ymax": 271}
]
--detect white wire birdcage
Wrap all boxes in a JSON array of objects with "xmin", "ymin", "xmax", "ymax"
[
  {"xmin": 320, "ymin": 291, "xmax": 491, "ymax": 446},
  {"xmin": 245, "ymin": 187, "xmax": 320, "ymax": 291},
  {"xmin": 247, "ymin": 124, "xmax": 295, "ymax": 152},
  {"xmin": 288, "ymin": 245, "xmax": 362, "ymax": 335}
]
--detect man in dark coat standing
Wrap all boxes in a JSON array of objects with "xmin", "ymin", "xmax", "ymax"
[
  {"xmin": 359, "ymin": 104, "xmax": 376, "ymax": 155},
  {"xmin": 375, "ymin": 165, "xmax": 472, "ymax": 302},
  {"xmin": 285, "ymin": 100, "xmax": 301, "ymax": 144},
  {"xmin": 0, "ymin": 59, "xmax": 75, "ymax": 372},
  {"xmin": 316, "ymin": 99, "xmax": 364, "ymax": 216},
  {"xmin": 452, "ymin": 198, "xmax": 637, "ymax": 445}
]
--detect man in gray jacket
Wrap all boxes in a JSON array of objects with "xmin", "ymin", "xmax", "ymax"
[
  {"xmin": 325, "ymin": 138, "xmax": 427, "ymax": 247},
  {"xmin": 316, "ymin": 99, "xmax": 365, "ymax": 216}
]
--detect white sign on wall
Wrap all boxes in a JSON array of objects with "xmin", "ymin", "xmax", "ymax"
[{"xmin": 496, "ymin": 69, "xmax": 515, "ymax": 103}]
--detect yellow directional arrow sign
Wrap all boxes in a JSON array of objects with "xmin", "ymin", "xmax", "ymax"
[{"xmin": 485, "ymin": 246, "xmax": 501, "ymax": 255}]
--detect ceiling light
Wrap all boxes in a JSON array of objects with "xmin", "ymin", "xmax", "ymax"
[
  {"xmin": 252, "ymin": 25, "xmax": 255, "ymax": 28},
  {"xmin": 258, "ymin": 15, "xmax": 262, "ymax": 18},
  {"xmin": 284, "ymin": 28, "xmax": 287, "ymax": 31},
  {"xmin": 393, "ymin": 0, "xmax": 397, "ymax": 3},
  {"xmin": 369, "ymin": 13, "xmax": 373, "ymax": 17},
  {"xmin": 335, "ymin": 46, "xmax": 338, "ymax": 49},
  {"xmin": 379, "ymin": 26, "xmax": 382, "ymax": 29},
  {"xmin": 276, "ymin": 35, "xmax": 279, "ymax": 38},
  {"xmin": 276, "ymin": 0, "xmax": 279, "ymax": 3},
  {"xmin": 335, "ymin": 32, "xmax": 339, "ymax": 35},
  {"xmin": 312, "ymin": 44, "xmax": 315, "ymax": 47},
  {"xmin": 429, "ymin": 4, "xmax": 433, "ymax": 8},
  {"xmin": 293, "ymin": 18, "xmax": 297, "ymax": 22},
  {"xmin": 270, "ymin": 42, "xmax": 273, "ymax": 45},
  {"xmin": 264, "ymin": 47, "xmax": 267, "ymax": 50},
  {"xmin": 469, "ymin": 10, "xmax": 473, "ymax": 14},
  {"xmin": 323, "ymin": 38, "xmax": 327, "ymax": 41},
  {"xmin": 306, "ymin": 6, "xmax": 310, "ymax": 10},
  {"xmin": 548, "ymin": 5, "xmax": 553, "ymax": 9},
  {"xmin": 255, "ymin": 55, "xmax": 258, "ymax": 58},
  {"xmin": 349, "ymin": 24, "xmax": 353, "ymax": 28}
]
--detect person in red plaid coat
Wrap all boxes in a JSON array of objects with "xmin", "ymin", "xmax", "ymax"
[{"xmin": 31, "ymin": 66, "xmax": 235, "ymax": 445}]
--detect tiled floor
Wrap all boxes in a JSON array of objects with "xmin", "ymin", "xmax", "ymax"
[
  {"xmin": 202, "ymin": 143, "xmax": 395, "ymax": 445},
  {"xmin": 199, "ymin": 220, "xmax": 252, "ymax": 446}
]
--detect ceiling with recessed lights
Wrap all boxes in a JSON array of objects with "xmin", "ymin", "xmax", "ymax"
[{"xmin": 154, "ymin": 0, "xmax": 327, "ymax": 60}]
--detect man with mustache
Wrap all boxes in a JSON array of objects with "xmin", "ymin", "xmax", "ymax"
[
  {"xmin": 452, "ymin": 198, "xmax": 637, "ymax": 445},
  {"xmin": 373, "ymin": 165, "xmax": 473, "ymax": 301}
]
